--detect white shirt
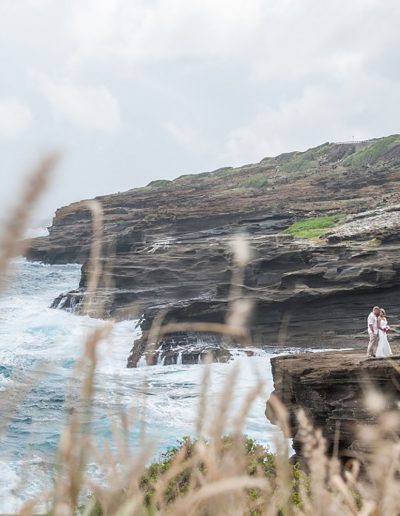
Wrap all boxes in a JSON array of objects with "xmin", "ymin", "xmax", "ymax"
[{"xmin": 367, "ymin": 312, "xmax": 378, "ymax": 334}]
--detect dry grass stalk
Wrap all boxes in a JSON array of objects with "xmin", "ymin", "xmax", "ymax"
[
  {"xmin": 0, "ymin": 365, "xmax": 49, "ymax": 437},
  {"xmin": 210, "ymin": 363, "xmax": 239, "ymax": 447},
  {"xmin": 0, "ymin": 153, "xmax": 59, "ymax": 290},
  {"xmin": 131, "ymin": 232, "xmax": 254, "ymax": 381},
  {"xmin": 195, "ymin": 353, "xmax": 212, "ymax": 436},
  {"xmin": 5, "ymin": 175, "xmax": 400, "ymax": 515},
  {"xmin": 233, "ymin": 379, "xmax": 264, "ymax": 437},
  {"xmin": 158, "ymin": 321, "xmax": 250, "ymax": 341},
  {"xmin": 82, "ymin": 200, "xmax": 104, "ymax": 317},
  {"xmin": 51, "ymin": 324, "xmax": 112, "ymax": 514},
  {"xmin": 7, "ymin": 294, "xmax": 400, "ymax": 516}
]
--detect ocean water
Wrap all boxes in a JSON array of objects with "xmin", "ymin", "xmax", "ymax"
[{"xmin": 0, "ymin": 259, "xmax": 281, "ymax": 512}]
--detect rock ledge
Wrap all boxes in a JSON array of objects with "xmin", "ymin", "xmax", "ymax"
[{"xmin": 266, "ymin": 350, "xmax": 400, "ymax": 458}]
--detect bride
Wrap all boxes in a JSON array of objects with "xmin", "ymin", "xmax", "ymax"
[{"xmin": 376, "ymin": 308, "xmax": 392, "ymax": 358}]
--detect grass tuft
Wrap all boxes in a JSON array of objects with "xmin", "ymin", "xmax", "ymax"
[
  {"xmin": 241, "ymin": 175, "xmax": 269, "ymax": 189},
  {"xmin": 284, "ymin": 214, "xmax": 345, "ymax": 239}
]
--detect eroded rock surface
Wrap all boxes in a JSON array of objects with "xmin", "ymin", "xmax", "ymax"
[
  {"xmin": 266, "ymin": 350, "xmax": 400, "ymax": 458},
  {"xmin": 25, "ymin": 136, "xmax": 400, "ymax": 366}
]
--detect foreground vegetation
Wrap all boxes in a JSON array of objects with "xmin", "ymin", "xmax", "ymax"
[
  {"xmin": 138, "ymin": 436, "xmax": 304, "ymax": 511},
  {"xmin": 2, "ymin": 157, "xmax": 400, "ymax": 515},
  {"xmin": 31, "ymin": 354, "xmax": 400, "ymax": 516}
]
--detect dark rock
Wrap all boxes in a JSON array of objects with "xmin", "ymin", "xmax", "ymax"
[
  {"xmin": 23, "ymin": 136, "xmax": 400, "ymax": 366},
  {"xmin": 266, "ymin": 350, "xmax": 400, "ymax": 459},
  {"xmin": 51, "ymin": 290, "xmax": 83, "ymax": 312},
  {"xmin": 129, "ymin": 331, "xmax": 232, "ymax": 367}
]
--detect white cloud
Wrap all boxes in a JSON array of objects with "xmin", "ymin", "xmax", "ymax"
[
  {"xmin": 222, "ymin": 70, "xmax": 400, "ymax": 164},
  {"xmin": 68, "ymin": 0, "xmax": 264, "ymax": 63},
  {"xmin": 1, "ymin": 0, "xmax": 400, "ymax": 218},
  {"xmin": 36, "ymin": 74, "xmax": 121, "ymax": 133},
  {"xmin": 0, "ymin": 99, "xmax": 32, "ymax": 138},
  {"xmin": 161, "ymin": 120, "xmax": 210, "ymax": 153}
]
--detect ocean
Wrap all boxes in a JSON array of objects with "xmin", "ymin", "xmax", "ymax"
[{"xmin": 0, "ymin": 259, "xmax": 281, "ymax": 512}]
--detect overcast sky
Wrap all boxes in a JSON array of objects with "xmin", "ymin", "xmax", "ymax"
[{"xmin": 1, "ymin": 0, "xmax": 399, "ymax": 221}]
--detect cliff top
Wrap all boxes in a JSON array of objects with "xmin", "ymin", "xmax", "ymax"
[
  {"xmin": 267, "ymin": 349, "xmax": 400, "ymax": 457},
  {"xmin": 271, "ymin": 349, "xmax": 400, "ymax": 379},
  {"xmin": 53, "ymin": 134, "xmax": 400, "ymax": 230},
  {"xmin": 26, "ymin": 135, "xmax": 400, "ymax": 365}
]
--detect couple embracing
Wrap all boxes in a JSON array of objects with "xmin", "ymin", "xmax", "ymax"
[{"xmin": 367, "ymin": 306, "xmax": 392, "ymax": 358}]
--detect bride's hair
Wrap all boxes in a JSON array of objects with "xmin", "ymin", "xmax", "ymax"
[{"xmin": 380, "ymin": 308, "xmax": 386, "ymax": 317}]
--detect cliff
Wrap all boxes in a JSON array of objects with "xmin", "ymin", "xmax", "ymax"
[
  {"xmin": 266, "ymin": 350, "xmax": 400, "ymax": 459},
  {"xmin": 26, "ymin": 135, "xmax": 400, "ymax": 365}
]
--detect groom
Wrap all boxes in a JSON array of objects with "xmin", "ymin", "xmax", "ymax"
[{"xmin": 367, "ymin": 306, "xmax": 380, "ymax": 358}]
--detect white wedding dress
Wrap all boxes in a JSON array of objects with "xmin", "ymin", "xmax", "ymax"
[{"xmin": 376, "ymin": 319, "xmax": 392, "ymax": 358}]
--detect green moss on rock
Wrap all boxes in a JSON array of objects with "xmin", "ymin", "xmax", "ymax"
[{"xmin": 284, "ymin": 214, "xmax": 344, "ymax": 239}]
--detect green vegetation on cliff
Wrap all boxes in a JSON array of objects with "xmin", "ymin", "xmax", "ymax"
[
  {"xmin": 284, "ymin": 214, "xmax": 344, "ymax": 239},
  {"xmin": 241, "ymin": 175, "xmax": 269, "ymax": 188},
  {"xmin": 280, "ymin": 142, "xmax": 332, "ymax": 173},
  {"xmin": 343, "ymin": 134, "xmax": 400, "ymax": 166},
  {"xmin": 147, "ymin": 179, "xmax": 172, "ymax": 188},
  {"xmin": 127, "ymin": 136, "xmax": 400, "ymax": 227},
  {"xmin": 139, "ymin": 436, "xmax": 304, "ymax": 510}
]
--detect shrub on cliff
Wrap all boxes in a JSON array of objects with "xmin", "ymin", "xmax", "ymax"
[
  {"xmin": 241, "ymin": 175, "xmax": 269, "ymax": 189},
  {"xmin": 139, "ymin": 436, "xmax": 288, "ymax": 508}
]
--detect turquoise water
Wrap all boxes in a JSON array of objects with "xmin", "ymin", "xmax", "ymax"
[{"xmin": 0, "ymin": 260, "xmax": 279, "ymax": 512}]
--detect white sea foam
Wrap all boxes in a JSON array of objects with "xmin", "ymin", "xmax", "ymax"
[{"xmin": 0, "ymin": 259, "xmax": 281, "ymax": 511}]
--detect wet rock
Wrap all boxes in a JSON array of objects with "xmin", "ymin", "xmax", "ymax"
[
  {"xmin": 51, "ymin": 290, "xmax": 83, "ymax": 312},
  {"xmin": 130, "ymin": 332, "xmax": 232, "ymax": 367}
]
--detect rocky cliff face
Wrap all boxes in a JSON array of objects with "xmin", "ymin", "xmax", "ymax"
[
  {"xmin": 26, "ymin": 136, "xmax": 400, "ymax": 366},
  {"xmin": 266, "ymin": 350, "xmax": 400, "ymax": 459}
]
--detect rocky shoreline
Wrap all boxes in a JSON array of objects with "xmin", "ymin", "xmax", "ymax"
[
  {"xmin": 266, "ymin": 349, "xmax": 400, "ymax": 459},
  {"xmin": 26, "ymin": 136, "xmax": 400, "ymax": 366}
]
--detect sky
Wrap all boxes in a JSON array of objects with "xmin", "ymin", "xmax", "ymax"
[{"xmin": 1, "ymin": 0, "xmax": 400, "ymax": 221}]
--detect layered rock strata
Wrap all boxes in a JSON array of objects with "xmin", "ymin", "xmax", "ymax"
[
  {"xmin": 266, "ymin": 351, "xmax": 400, "ymax": 459},
  {"xmin": 25, "ymin": 136, "xmax": 400, "ymax": 366}
]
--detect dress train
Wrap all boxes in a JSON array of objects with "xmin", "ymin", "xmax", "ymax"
[{"xmin": 376, "ymin": 319, "xmax": 392, "ymax": 358}]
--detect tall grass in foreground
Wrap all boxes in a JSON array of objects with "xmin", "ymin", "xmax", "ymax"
[{"xmin": 1, "ymin": 158, "xmax": 400, "ymax": 515}]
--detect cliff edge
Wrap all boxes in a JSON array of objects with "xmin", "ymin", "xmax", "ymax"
[
  {"xmin": 266, "ymin": 350, "xmax": 400, "ymax": 459},
  {"xmin": 25, "ymin": 136, "xmax": 400, "ymax": 366}
]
